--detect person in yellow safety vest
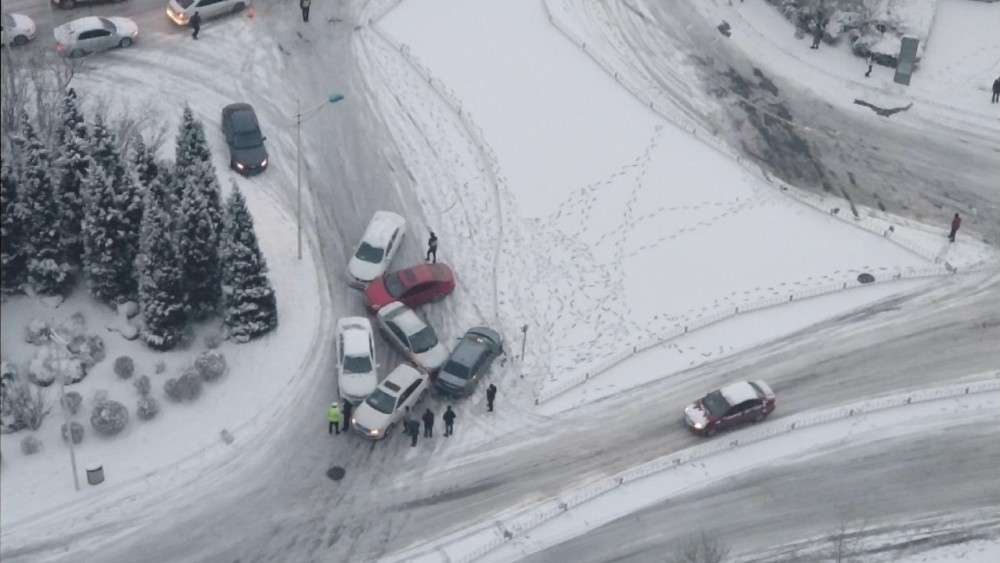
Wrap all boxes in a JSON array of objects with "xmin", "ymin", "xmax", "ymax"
[{"xmin": 327, "ymin": 402, "xmax": 342, "ymax": 435}]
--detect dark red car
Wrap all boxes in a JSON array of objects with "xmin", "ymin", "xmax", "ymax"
[
  {"xmin": 684, "ymin": 380, "xmax": 776, "ymax": 437},
  {"xmin": 363, "ymin": 263, "xmax": 455, "ymax": 313}
]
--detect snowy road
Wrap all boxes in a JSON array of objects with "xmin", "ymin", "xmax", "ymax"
[{"xmin": 522, "ymin": 418, "xmax": 1000, "ymax": 563}]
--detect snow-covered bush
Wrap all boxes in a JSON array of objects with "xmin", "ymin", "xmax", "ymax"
[
  {"xmin": 155, "ymin": 360, "xmax": 166, "ymax": 374},
  {"xmin": 25, "ymin": 319, "xmax": 51, "ymax": 345},
  {"xmin": 20, "ymin": 436, "xmax": 42, "ymax": 454},
  {"xmin": 0, "ymin": 377, "xmax": 50, "ymax": 431},
  {"xmin": 90, "ymin": 400, "xmax": 129, "ymax": 436},
  {"xmin": 62, "ymin": 390, "xmax": 82, "ymax": 415},
  {"xmin": 1, "ymin": 361, "xmax": 18, "ymax": 394},
  {"xmin": 136, "ymin": 396, "xmax": 160, "ymax": 421},
  {"xmin": 133, "ymin": 375, "xmax": 151, "ymax": 397},
  {"xmin": 57, "ymin": 312, "xmax": 88, "ymax": 341},
  {"xmin": 195, "ymin": 351, "xmax": 227, "ymax": 382},
  {"xmin": 67, "ymin": 334, "xmax": 105, "ymax": 372},
  {"xmin": 61, "ymin": 421, "xmax": 84, "ymax": 444},
  {"xmin": 91, "ymin": 389, "xmax": 110, "ymax": 408},
  {"xmin": 164, "ymin": 371, "xmax": 202, "ymax": 402},
  {"xmin": 27, "ymin": 343, "xmax": 83, "ymax": 387},
  {"xmin": 204, "ymin": 330, "xmax": 223, "ymax": 350},
  {"xmin": 113, "ymin": 356, "xmax": 135, "ymax": 379}
]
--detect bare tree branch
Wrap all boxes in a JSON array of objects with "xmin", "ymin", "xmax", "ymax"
[{"xmin": 668, "ymin": 531, "xmax": 732, "ymax": 563}]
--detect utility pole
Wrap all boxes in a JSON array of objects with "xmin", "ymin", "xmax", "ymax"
[
  {"xmin": 520, "ymin": 324, "xmax": 529, "ymax": 361},
  {"xmin": 47, "ymin": 327, "xmax": 81, "ymax": 492},
  {"xmin": 296, "ymin": 98, "xmax": 302, "ymax": 260}
]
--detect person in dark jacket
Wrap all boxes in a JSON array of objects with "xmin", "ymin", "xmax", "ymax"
[
  {"xmin": 443, "ymin": 406, "xmax": 456, "ymax": 436},
  {"xmin": 426, "ymin": 231, "xmax": 438, "ymax": 263},
  {"xmin": 865, "ymin": 54, "xmax": 874, "ymax": 78},
  {"xmin": 422, "ymin": 408, "xmax": 435, "ymax": 438},
  {"xmin": 486, "ymin": 384, "xmax": 497, "ymax": 412},
  {"xmin": 189, "ymin": 11, "xmax": 202, "ymax": 40},
  {"xmin": 992, "ymin": 77, "xmax": 1000, "ymax": 103},
  {"xmin": 341, "ymin": 400, "xmax": 353, "ymax": 432},
  {"xmin": 300, "ymin": 0, "xmax": 311, "ymax": 22},
  {"xmin": 407, "ymin": 418, "xmax": 420, "ymax": 447},
  {"xmin": 948, "ymin": 213, "xmax": 961, "ymax": 243}
]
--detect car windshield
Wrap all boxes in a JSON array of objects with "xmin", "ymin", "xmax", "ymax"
[
  {"xmin": 177, "ymin": 0, "xmax": 196, "ymax": 8},
  {"xmin": 343, "ymin": 355, "xmax": 372, "ymax": 374},
  {"xmin": 702, "ymin": 391, "xmax": 730, "ymax": 417},
  {"xmin": 2, "ymin": 14, "xmax": 14, "ymax": 28},
  {"xmin": 364, "ymin": 388, "xmax": 395, "ymax": 415},
  {"xmin": 383, "ymin": 272, "xmax": 406, "ymax": 298},
  {"xmin": 232, "ymin": 131, "xmax": 262, "ymax": 150},
  {"xmin": 355, "ymin": 242, "xmax": 385, "ymax": 263},
  {"xmin": 409, "ymin": 326, "xmax": 439, "ymax": 354},
  {"xmin": 442, "ymin": 360, "xmax": 470, "ymax": 379}
]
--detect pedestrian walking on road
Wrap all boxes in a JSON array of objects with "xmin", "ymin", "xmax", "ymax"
[
  {"xmin": 189, "ymin": 11, "xmax": 202, "ymax": 40},
  {"xmin": 300, "ymin": 0, "xmax": 311, "ymax": 22},
  {"xmin": 407, "ymin": 418, "xmax": 420, "ymax": 447},
  {"xmin": 486, "ymin": 384, "xmax": 497, "ymax": 412},
  {"xmin": 327, "ymin": 402, "xmax": 342, "ymax": 435},
  {"xmin": 948, "ymin": 213, "xmax": 961, "ymax": 243},
  {"xmin": 422, "ymin": 408, "xmax": 435, "ymax": 438},
  {"xmin": 443, "ymin": 405, "xmax": 456, "ymax": 437},
  {"xmin": 992, "ymin": 77, "xmax": 1000, "ymax": 103},
  {"xmin": 426, "ymin": 231, "xmax": 438, "ymax": 263},
  {"xmin": 341, "ymin": 400, "xmax": 353, "ymax": 433},
  {"xmin": 865, "ymin": 54, "xmax": 874, "ymax": 78}
]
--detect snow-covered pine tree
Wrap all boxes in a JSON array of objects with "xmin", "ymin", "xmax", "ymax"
[
  {"xmin": 170, "ymin": 106, "xmax": 212, "ymax": 223},
  {"xmin": 220, "ymin": 186, "xmax": 277, "ymax": 342},
  {"xmin": 52, "ymin": 91, "xmax": 92, "ymax": 266},
  {"xmin": 11, "ymin": 118, "xmax": 72, "ymax": 295},
  {"xmin": 83, "ymin": 117, "xmax": 144, "ymax": 303},
  {"xmin": 0, "ymin": 154, "xmax": 27, "ymax": 292},
  {"xmin": 177, "ymin": 158, "xmax": 223, "ymax": 319},
  {"xmin": 138, "ymin": 189, "xmax": 186, "ymax": 350}
]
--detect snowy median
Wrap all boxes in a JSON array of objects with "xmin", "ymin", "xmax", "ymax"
[{"xmin": 381, "ymin": 373, "xmax": 1000, "ymax": 563}]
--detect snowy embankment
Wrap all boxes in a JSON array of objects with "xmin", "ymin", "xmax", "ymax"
[
  {"xmin": 367, "ymin": 0, "xmax": 1000, "ymax": 414},
  {"xmin": 381, "ymin": 374, "xmax": 1000, "ymax": 563},
  {"xmin": 1, "ymin": 16, "xmax": 327, "ymax": 539}
]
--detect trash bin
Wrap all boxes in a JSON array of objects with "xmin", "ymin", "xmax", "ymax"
[{"xmin": 86, "ymin": 463, "xmax": 104, "ymax": 486}]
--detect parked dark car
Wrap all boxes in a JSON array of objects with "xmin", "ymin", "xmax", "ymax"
[
  {"xmin": 221, "ymin": 103, "xmax": 267, "ymax": 175},
  {"xmin": 434, "ymin": 327, "xmax": 504, "ymax": 398},
  {"xmin": 51, "ymin": 0, "xmax": 129, "ymax": 10},
  {"xmin": 684, "ymin": 380, "xmax": 776, "ymax": 437}
]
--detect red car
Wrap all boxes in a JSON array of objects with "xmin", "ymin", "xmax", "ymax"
[
  {"xmin": 684, "ymin": 380, "xmax": 776, "ymax": 437},
  {"xmin": 363, "ymin": 263, "xmax": 455, "ymax": 313}
]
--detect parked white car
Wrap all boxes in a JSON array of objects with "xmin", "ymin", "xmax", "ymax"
[
  {"xmin": 166, "ymin": 0, "xmax": 249, "ymax": 26},
  {"xmin": 375, "ymin": 301, "xmax": 448, "ymax": 373},
  {"xmin": 347, "ymin": 211, "xmax": 406, "ymax": 289},
  {"xmin": 351, "ymin": 363, "xmax": 428, "ymax": 440},
  {"xmin": 2, "ymin": 13, "xmax": 36, "ymax": 47},
  {"xmin": 54, "ymin": 16, "xmax": 137, "ymax": 58},
  {"xmin": 336, "ymin": 317, "xmax": 378, "ymax": 404}
]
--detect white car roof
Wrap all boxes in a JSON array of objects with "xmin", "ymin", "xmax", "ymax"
[
  {"xmin": 66, "ymin": 16, "xmax": 106, "ymax": 32},
  {"xmin": 379, "ymin": 302, "xmax": 425, "ymax": 336},
  {"xmin": 342, "ymin": 327, "xmax": 370, "ymax": 356},
  {"xmin": 380, "ymin": 363, "xmax": 422, "ymax": 392},
  {"xmin": 720, "ymin": 381, "xmax": 759, "ymax": 405},
  {"xmin": 362, "ymin": 211, "xmax": 405, "ymax": 246}
]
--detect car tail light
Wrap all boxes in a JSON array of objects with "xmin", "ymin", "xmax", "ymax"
[{"xmin": 55, "ymin": 42, "xmax": 65, "ymax": 52}]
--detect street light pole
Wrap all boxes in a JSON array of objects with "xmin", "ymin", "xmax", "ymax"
[
  {"xmin": 47, "ymin": 328, "xmax": 81, "ymax": 492},
  {"xmin": 294, "ymin": 93, "xmax": 344, "ymax": 260}
]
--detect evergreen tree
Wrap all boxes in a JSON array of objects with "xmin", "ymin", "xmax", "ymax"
[
  {"xmin": 138, "ymin": 190, "xmax": 186, "ymax": 350},
  {"xmin": 11, "ymin": 118, "xmax": 72, "ymax": 295},
  {"xmin": 82, "ymin": 117, "xmax": 143, "ymax": 302},
  {"xmin": 0, "ymin": 154, "xmax": 27, "ymax": 292},
  {"xmin": 52, "ymin": 91, "xmax": 92, "ymax": 265},
  {"xmin": 170, "ymin": 106, "xmax": 211, "ymax": 221},
  {"xmin": 177, "ymin": 158, "xmax": 223, "ymax": 319},
  {"xmin": 221, "ymin": 187, "xmax": 277, "ymax": 342}
]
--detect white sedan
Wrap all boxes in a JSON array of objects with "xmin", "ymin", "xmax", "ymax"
[
  {"xmin": 376, "ymin": 301, "xmax": 448, "ymax": 373},
  {"xmin": 351, "ymin": 363, "xmax": 428, "ymax": 440},
  {"xmin": 54, "ymin": 16, "xmax": 138, "ymax": 58},
  {"xmin": 348, "ymin": 211, "xmax": 406, "ymax": 289},
  {"xmin": 336, "ymin": 317, "xmax": 379, "ymax": 404},
  {"xmin": 2, "ymin": 13, "xmax": 36, "ymax": 47}
]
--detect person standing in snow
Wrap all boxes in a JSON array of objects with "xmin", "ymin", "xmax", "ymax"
[
  {"xmin": 189, "ymin": 11, "xmax": 202, "ymax": 40},
  {"xmin": 300, "ymin": 0, "xmax": 311, "ymax": 23},
  {"xmin": 992, "ymin": 77, "xmax": 1000, "ymax": 103},
  {"xmin": 327, "ymin": 402, "xmax": 342, "ymax": 435},
  {"xmin": 407, "ymin": 417, "xmax": 420, "ymax": 447},
  {"xmin": 486, "ymin": 383, "xmax": 497, "ymax": 412},
  {"xmin": 422, "ymin": 408, "xmax": 435, "ymax": 438},
  {"xmin": 810, "ymin": 24, "xmax": 823, "ymax": 49},
  {"xmin": 948, "ymin": 213, "xmax": 961, "ymax": 243},
  {"xmin": 865, "ymin": 54, "xmax": 874, "ymax": 78},
  {"xmin": 341, "ymin": 400, "xmax": 353, "ymax": 433},
  {"xmin": 426, "ymin": 231, "xmax": 438, "ymax": 263},
  {"xmin": 443, "ymin": 405, "xmax": 456, "ymax": 437}
]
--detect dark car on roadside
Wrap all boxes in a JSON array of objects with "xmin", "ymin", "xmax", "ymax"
[
  {"xmin": 221, "ymin": 103, "xmax": 267, "ymax": 175},
  {"xmin": 434, "ymin": 327, "xmax": 504, "ymax": 398},
  {"xmin": 51, "ymin": 0, "xmax": 128, "ymax": 9},
  {"xmin": 684, "ymin": 380, "xmax": 776, "ymax": 437},
  {"xmin": 363, "ymin": 263, "xmax": 455, "ymax": 313}
]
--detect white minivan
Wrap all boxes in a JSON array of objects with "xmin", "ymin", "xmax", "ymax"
[{"xmin": 167, "ymin": 0, "xmax": 249, "ymax": 26}]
